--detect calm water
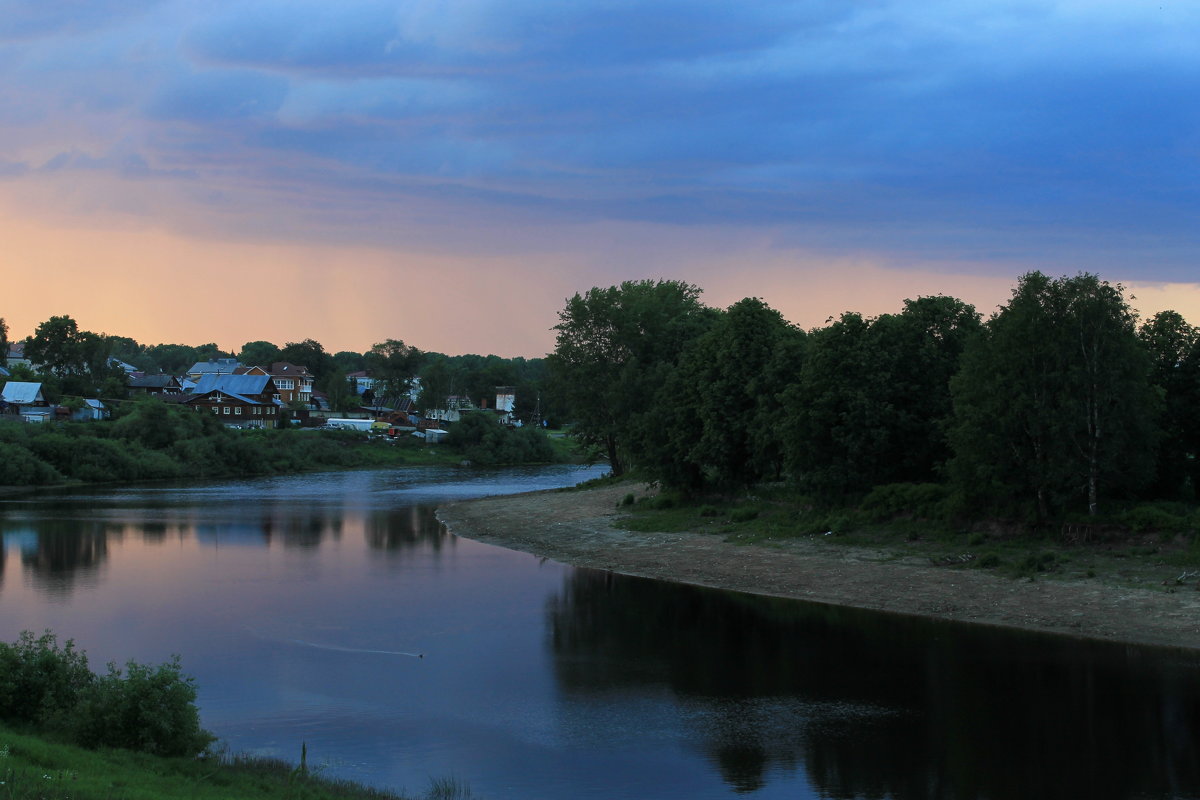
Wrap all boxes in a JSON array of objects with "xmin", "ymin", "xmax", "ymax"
[{"xmin": 2, "ymin": 466, "xmax": 1199, "ymax": 800}]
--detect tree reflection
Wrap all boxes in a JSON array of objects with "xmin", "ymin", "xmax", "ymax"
[
  {"xmin": 364, "ymin": 506, "xmax": 451, "ymax": 553},
  {"xmin": 19, "ymin": 520, "xmax": 114, "ymax": 596},
  {"xmin": 548, "ymin": 569, "xmax": 1200, "ymax": 799}
]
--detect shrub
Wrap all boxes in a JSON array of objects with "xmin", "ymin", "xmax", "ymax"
[
  {"xmin": 0, "ymin": 442, "xmax": 62, "ymax": 486},
  {"xmin": 861, "ymin": 483, "xmax": 952, "ymax": 522},
  {"xmin": 0, "ymin": 631, "xmax": 93, "ymax": 728},
  {"xmin": 71, "ymin": 658, "xmax": 214, "ymax": 757},
  {"xmin": 730, "ymin": 508, "xmax": 760, "ymax": 523},
  {"xmin": 1118, "ymin": 503, "xmax": 1193, "ymax": 534},
  {"xmin": 0, "ymin": 631, "xmax": 212, "ymax": 758}
]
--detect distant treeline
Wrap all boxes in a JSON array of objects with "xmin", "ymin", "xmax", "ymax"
[
  {"xmin": 0, "ymin": 316, "xmax": 561, "ymax": 419},
  {"xmin": 0, "ymin": 397, "xmax": 560, "ymax": 488},
  {"xmin": 546, "ymin": 273, "xmax": 1194, "ymax": 523}
]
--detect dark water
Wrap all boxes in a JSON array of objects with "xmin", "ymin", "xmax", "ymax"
[{"xmin": 2, "ymin": 466, "xmax": 1199, "ymax": 799}]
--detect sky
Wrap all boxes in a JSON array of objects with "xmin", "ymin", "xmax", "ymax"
[{"xmin": 1, "ymin": 0, "xmax": 1198, "ymax": 357}]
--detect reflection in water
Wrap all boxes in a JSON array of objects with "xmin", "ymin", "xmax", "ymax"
[
  {"xmin": 15, "ymin": 520, "xmax": 117, "ymax": 596},
  {"xmin": 549, "ymin": 569, "xmax": 1200, "ymax": 799},
  {"xmin": 365, "ymin": 506, "xmax": 449, "ymax": 553}
]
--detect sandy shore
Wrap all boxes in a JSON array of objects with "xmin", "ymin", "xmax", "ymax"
[{"xmin": 437, "ymin": 483, "xmax": 1200, "ymax": 652}]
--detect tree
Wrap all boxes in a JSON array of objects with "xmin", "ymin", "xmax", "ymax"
[
  {"xmin": 238, "ymin": 340, "xmax": 282, "ymax": 369},
  {"xmin": 949, "ymin": 272, "xmax": 1158, "ymax": 519},
  {"xmin": 365, "ymin": 339, "xmax": 423, "ymax": 408},
  {"xmin": 26, "ymin": 315, "xmax": 89, "ymax": 376},
  {"xmin": 653, "ymin": 298, "xmax": 804, "ymax": 491},
  {"xmin": 0, "ymin": 317, "xmax": 8, "ymax": 365},
  {"xmin": 333, "ymin": 350, "xmax": 367, "ymax": 374},
  {"xmin": 1138, "ymin": 310, "xmax": 1200, "ymax": 500},
  {"xmin": 279, "ymin": 339, "xmax": 335, "ymax": 382},
  {"xmin": 547, "ymin": 280, "xmax": 714, "ymax": 476},
  {"xmin": 781, "ymin": 295, "xmax": 980, "ymax": 499}
]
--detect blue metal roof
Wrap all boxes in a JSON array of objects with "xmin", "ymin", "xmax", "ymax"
[{"xmin": 192, "ymin": 373, "xmax": 272, "ymax": 396}]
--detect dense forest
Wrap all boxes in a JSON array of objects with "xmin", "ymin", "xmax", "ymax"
[{"xmin": 546, "ymin": 273, "xmax": 1195, "ymax": 524}]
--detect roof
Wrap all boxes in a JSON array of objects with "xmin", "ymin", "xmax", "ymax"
[
  {"xmin": 0, "ymin": 366, "xmax": 9, "ymax": 378},
  {"xmin": 1, "ymin": 381, "xmax": 44, "ymax": 405},
  {"xmin": 6, "ymin": 341, "xmax": 25, "ymax": 358},
  {"xmin": 270, "ymin": 362, "xmax": 312, "ymax": 377},
  {"xmin": 128, "ymin": 375, "xmax": 179, "ymax": 389},
  {"xmin": 186, "ymin": 358, "xmax": 243, "ymax": 375},
  {"xmin": 84, "ymin": 399, "xmax": 105, "ymax": 410},
  {"xmin": 191, "ymin": 373, "xmax": 273, "ymax": 396},
  {"xmin": 183, "ymin": 389, "xmax": 268, "ymax": 406}
]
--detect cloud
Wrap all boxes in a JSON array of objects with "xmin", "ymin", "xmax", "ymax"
[{"xmin": 0, "ymin": 0, "xmax": 1194, "ymax": 293}]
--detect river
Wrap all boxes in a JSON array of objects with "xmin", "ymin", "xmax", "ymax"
[{"xmin": 1, "ymin": 466, "xmax": 1198, "ymax": 799}]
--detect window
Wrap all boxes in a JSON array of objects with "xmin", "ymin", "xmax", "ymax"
[
  {"xmin": 276, "ymin": 379, "xmax": 294, "ymax": 390},
  {"xmin": 224, "ymin": 406, "xmax": 231, "ymax": 415},
  {"xmin": 235, "ymin": 407, "xmax": 242, "ymax": 415},
  {"xmin": 211, "ymin": 407, "xmax": 219, "ymax": 414}
]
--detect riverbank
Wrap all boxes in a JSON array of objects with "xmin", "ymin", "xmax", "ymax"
[
  {"xmin": 0, "ymin": 723, "xmax": 433, "ymax": 800},
  {"xmin": 436, "ymin": 483, "xmax": 1200, "ymax": 651}
]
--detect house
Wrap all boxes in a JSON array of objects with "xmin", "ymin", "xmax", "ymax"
[
  {"xmin": 426, "ymin": 395, "xmax": 475, "ymax": 425},
  {"xmin": 108, "ymin": 357, "xmax": 139, "ymax": 375},
  {"xmin": 128, "ymin": 374, "xmax": 183, "ymax": 396},
  {"xmin": 185, "ymin": 358, "xmax": 243, "ymax": 381},
  {"xmin": 1, "ymin": 381, "xmax": 51, "ymax": 422},
  {"xmin": 5, "ymin": 341, "xmax": 33, "ymax": 371},
  {"xmin": 177, "ymin": 373, "xmax": 280, "ymax": 428},
  {"xmin": 240, "ymin": 362, "xmax": 315, "ymax": 406},
  {"xmin": 72, "ymin": 399, "xmax": 109, "ymax": 421}
]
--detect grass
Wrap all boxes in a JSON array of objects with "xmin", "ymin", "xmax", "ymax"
[
  {"xmin": 0, "ymin": 726, "xmax": 475, "ymax": 800},
  {"xmin": 614, "ymin": 486, "xmax": 1200, "ymax": 591}
]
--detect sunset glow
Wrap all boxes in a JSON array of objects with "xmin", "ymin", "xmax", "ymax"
[{"xmin": 2, "ymin": 1, "xmax": 1197, "ymax": 355}]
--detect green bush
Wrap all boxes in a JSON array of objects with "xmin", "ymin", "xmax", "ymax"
[
  {"xmin": 0, "ymin": 631, "xmax": 93, "ymax": 728},
  {"xmin": 0, "ymin": 442, "xmax": 61, "ymax": 486},
  {"xmin": 71, "ymin": 658, "xmax": 214, "ymax": 757},
  {"xmin": 729, "ymin": 508, "xmax": 759, "ymax": 523},
  {"xmin": 0, "ymin": 631, "xmax": 212, "ymax": 757},
  {"xmin": 1118, "ymin": 503, "xmax": 1194, "ymax": 534},
  {"xmin": 861, "ymin": 482, "xmax": 952, "ymax": 521}
]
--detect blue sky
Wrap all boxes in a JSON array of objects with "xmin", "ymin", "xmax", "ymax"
[{"xmin": 1, "ymin": 0, "xmax": 1197, "ymax": 354}]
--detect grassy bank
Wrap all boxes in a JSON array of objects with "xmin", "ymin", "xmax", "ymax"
[
  {"xmin": 0, "ymin": 725, "xmax": 475, "ymax": 800},
  {"xmin": 0, "ymin": 398, "xmax": 574, "ymax": 490},
  {"xmin": 613, "ymin": 481, "xmax": 1200, "ymax": 592}
]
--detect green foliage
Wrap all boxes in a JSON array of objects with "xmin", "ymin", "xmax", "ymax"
[
  {"xmin": 861, "ymin": 483, "xmax": 953, "ymax": 522},
  {"xmin": 0, "ymin": 632, "xmax": 212, "ymax": 758},
  {"xmin": 548, "ymin": 279, "xmax": 714, "ymax": 476},
  {"xmin": 280, "ymin": 339, "xmax": 337, "ymax": 382},
  {"xmin": 1116, "ymin": 503, "xmax": 1199, "ymax": 534},
  {"xmin": 365, "ymin": 339, "xmax": 422, "ymax": 408},
  {"xmin": 70, "ymin": 658, "xmax": 213, "ymax": 757},
  {"xmin": 238, "ymin": 340, "xmax": 283, "ymax": 368},
  {"xmin": 445, "ymin": 412, "xmax": 558, "ymax": 465},
  {"xmin": 652, "ymin": 297, "xmax": 804, "ymax": 492},
  {"xmin": 1139, "ymin": 310, "xmax": 1200, "ymax": 500},
  {"xmin": 0, "ymin": 442, "xmax": 61, "ymax": 485},
  {"xmin": 784, "ymin": 296, "xmax": 981, "ymax": 499},
  {"xmin": 0, "ymin": 632, "xmax": 92, "ymax": 729},
  {"xmin": 950, "ymin": 272, "xmax": 1159, "ymax": 519}
]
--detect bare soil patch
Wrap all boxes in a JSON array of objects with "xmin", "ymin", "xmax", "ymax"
[{"xmin": 437, "ymin": 483, "xmax": 1200, "ymax": 651}]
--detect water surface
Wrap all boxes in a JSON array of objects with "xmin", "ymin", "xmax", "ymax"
[{"xmin": 2, "ymin": 466, "xmax": 1198, "ymax": 799}]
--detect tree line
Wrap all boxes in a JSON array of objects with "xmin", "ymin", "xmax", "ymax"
[
  {"xmin": 1, "ymin": 316, "xmax": 558, "ymax": 418},
  {"xmin": 547, "ymin": 274, "xmax": 1192, "ymax": 522}
]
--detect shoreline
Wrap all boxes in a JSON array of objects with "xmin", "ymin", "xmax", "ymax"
[{"xmin": 437, "ymin": 483, "xmax": 1200, "ymax": 653}]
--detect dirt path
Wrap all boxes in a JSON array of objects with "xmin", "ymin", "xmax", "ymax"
[{"xmin": 437, "ymin": 483, "xmax": 1200, "ymax": 651}]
